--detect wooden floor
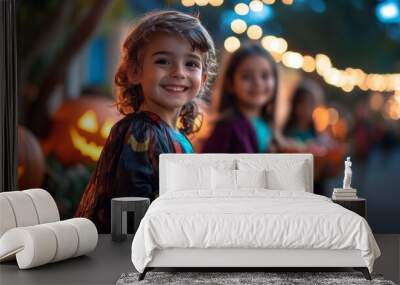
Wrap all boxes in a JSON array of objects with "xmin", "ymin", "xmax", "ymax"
[{"xmin": 0, "ymin": 234, "xmax": 399, "ymax": 285}]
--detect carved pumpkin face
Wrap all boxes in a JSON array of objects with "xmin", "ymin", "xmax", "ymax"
[
  {"xmin": 18, "ymin": 125, "xmax": 45, "ymax": 189},
  {"xmin": 44, "ymin": 97, "xmax": 122, "ymax": 165}
]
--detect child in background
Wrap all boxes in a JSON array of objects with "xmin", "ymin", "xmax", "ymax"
[
  {"xmin": 75, "ymin": 11, "xmax": 216, "ymax": 232},
  {"xmin": 283, "ymin": 81, "xmax": 321, "ymax": 144},
  {"xmin": 202, "ymin": 43, "xmax": 278, "ymax": 153},
  {"xmin": 282, "ymin": 79, "xmax": 344, "ymax": 195}
]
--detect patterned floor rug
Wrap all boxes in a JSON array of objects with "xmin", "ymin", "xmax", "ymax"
[{"xmin": 116, "ymin": 271, "xmax": 396, "ymax": 285}]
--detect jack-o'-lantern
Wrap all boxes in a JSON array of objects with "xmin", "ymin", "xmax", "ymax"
[
  {"xmin": 44, "ymin": 97, "xmax": 122, "ymax": 165},
  {"xmin": 18, "ymin": 125, "xmax": 46, "ymax": 189}
]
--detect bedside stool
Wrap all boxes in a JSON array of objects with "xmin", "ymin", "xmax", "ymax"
[
  {"xmin": 332, "ymin": 198, "xmax": 366, "ymax": 219},
  {"xmin": 111, "ymin": 197, "xmax": 150, "ymax": 242}
]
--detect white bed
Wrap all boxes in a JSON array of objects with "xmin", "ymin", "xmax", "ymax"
[{"xmin": 131, "ymin": 154, "xmax": 380, "ymax": 280}]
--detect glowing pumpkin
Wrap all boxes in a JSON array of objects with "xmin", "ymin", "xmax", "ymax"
[
  {"xmin": 18, "ymin": 125, "xmax": 46, "ymax": 189},
  {"xmin": 44, "ymin": 97, "xmax": 122, "ymax": 165}
]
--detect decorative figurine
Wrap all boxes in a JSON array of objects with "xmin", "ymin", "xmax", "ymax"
[{"xmin": 342, "ymin": 157, "xmax": 352, "ymax": 190}]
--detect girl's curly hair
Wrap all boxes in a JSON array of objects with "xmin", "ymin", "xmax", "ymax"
[{"xmin": 115, "ymin": 10, "xmax": 217, "ymax": 135}]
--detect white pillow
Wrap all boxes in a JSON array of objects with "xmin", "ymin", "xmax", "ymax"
[
  {"xmin": 266, "ymin": 164, "xmax": 306, "ymax": 191},
  {"xmin": 212, "ymin": 168, "xmax": 237, "ymax": 190},
  {"xmin": 236, "ymin": 169, "xmax": 267, "ymax": 189},
  {"xmin": 167, "ymin": 163, "xmax": 211, "ymax": 191},
  {"xmin": 238, "ymin": 159, "xmax": 308, "ymax": 191}
]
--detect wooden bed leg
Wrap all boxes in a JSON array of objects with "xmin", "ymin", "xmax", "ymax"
[
  {"xmin": 354, "ymin": 267, "xmax": 371, "ymax": 280},
  {"xmin": 138, "ymin": 268, "xmax": 148, "ymax": 281}
]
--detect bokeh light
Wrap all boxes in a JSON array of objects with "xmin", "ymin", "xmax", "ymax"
[
  {"xmin": 224, "ymin": 36, "xmax": 241, "ymax": 52},
  {"xmin": 181, "ymin": 0, "xmax": 196, "ymax": 7},
  {"xmin": 231, "ymin": 19, "xmax": 247, "ymax": 34},
  {"xmin": 247, "ymin": 25, "xmax": 263, "ymax": 39},
  {"xmin": 209, "ymin": 0, "xmax": 224, "ymax": 6},
  {"xmin": 249, "ymin": 0, "xmax": 264, "ymax": 12},
  {"xmin": 282, "ymin": 51, "xmax": 303, "ymax": 69},
  {"xmin": 312, "ymin": 106, "xmax": 330, "ymax": 132},
  {"xmin": 302, "ymin": 55, "xmax": 316, "ymax": 72},
  {"xmin": 369, "ymin": 93, "xmax": 384, "ymax": 111},
  {"xmin": 234, "ymin": 3, "xmax": 250, "ymax": 15}
]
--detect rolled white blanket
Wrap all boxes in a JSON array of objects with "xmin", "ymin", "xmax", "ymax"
[
  {"xmin": 0, "ymin": 218, "xmax": 98, "ymax": 269},
  {"xmin": 0, "ymin": 189, "xmax": 60, "ymax": 238},
  {"xmin": 0, "ymin": 196, "xmax": 17, "ymax": 237},
  {"xmin": 24, "ymin": 188, "xmax": 60, "ymax": 224}
]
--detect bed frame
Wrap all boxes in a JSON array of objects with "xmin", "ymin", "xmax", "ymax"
[
  {"xmin": 139, "ymin": 248, "xmax": 370, "ymax": 280},
  {"xmin": 138, "ymin": 154, "xmax": 372, "ymax": 281}
]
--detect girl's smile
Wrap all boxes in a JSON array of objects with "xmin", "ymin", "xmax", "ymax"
[{"xmin": 232, "ymin": 55, "xmax": 276, "ymax": 111}]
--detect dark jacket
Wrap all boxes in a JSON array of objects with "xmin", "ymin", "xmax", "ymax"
[
  {"xmin": 75, "ymin": 111, "xmax": 190, "ymax": 233},
  {"xmin": 201, "ymin": 111, "xmax": 259, "ymax": 153}
]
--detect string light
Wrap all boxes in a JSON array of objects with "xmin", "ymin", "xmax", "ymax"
[
  {"xmin": 209, "ymin": 0, "xmax": 224, "ymax": 6},
  {"xmin": 231, "ymin": 19, "xmax": 247, "ymax": 34},
  {"xmin": 181, "ymin": 0, "xmax": 399, "ymax": 93},
  {"xmin": 249, "ymin": 0, "xmax": 264, "ymax": 12},
  {"xmin": 247, "ymin": 25, "xmax": 263, "ymax": 40},
  {"xmin": 282, "ymin": 51, "xmax": 303, "ymax": 69},
  {"xmin": 224, "ymin": 36, "xmax": 241, "ymax": 52},
  {"xmin": 227, "ymin": 33, "xmax": 400, "ymax": 92},
  {"xmin": 234, "ymin": 3, "xmax": 249, "ymax": 15},
  {"xmin": 181, "ymin": 0, "xmax": 195, "ymax": 7},
  {"xmin": 181, "ymin": 0, "xmax": 224, "ymax": 7},
  {"xmin": 195, "ymin": 0, "xmax": 208, "ymax": 6},
  {"xmin": 302, "ymin": 55, "xmax": 316, "ymax": 72}
]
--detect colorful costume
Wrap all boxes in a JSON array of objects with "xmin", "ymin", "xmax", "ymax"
[
  {"xmin": 202, "ymin": 110, "xmax": 272, "ymax": 153},
  {"xmin": 75, "ymin": 111, "xmax": 193, "ymax": 233}
]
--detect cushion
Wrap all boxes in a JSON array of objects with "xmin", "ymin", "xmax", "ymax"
[
  {"xmin": 167, "ymin": 163, "xmax": 212, "ymax": 191},
  {"xmin": 236, "ymin": 169, "xmax": 267, "ymax": 189},
  {"xmin": 238, "ymin": 159, "xmax": 308, "ymax": 191},
  {"xmin": 0, "ymin": 196, "xmax": 16, "ymax": 237},
  {"xmin": 0, "ymin": 189, "xmax": 60, "ymax": 238},
  {"xmin": 0, "ymin": 218, "xmax": 97, "ymax": 269},
  {"xmin": 0, "ymin": 191, "xmax": 39, "ymax": 228},
  {"xmin": 212, "ymin": 168, "xmax": 237, "ymax": 190}
]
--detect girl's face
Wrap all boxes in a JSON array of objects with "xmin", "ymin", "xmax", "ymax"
[
  {"xmin": 232, "ymin": 55, "xmax": 275, "ymax": 111},
  {"xmin": 132, "ymin": 32, "xmax": 207, "ymax": 111}
]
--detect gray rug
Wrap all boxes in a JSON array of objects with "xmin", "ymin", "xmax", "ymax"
[{"xmin": 116, "ymin": 271, "xmax": 396, "ymax": 285}]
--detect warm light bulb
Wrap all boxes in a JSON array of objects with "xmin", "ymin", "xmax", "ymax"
[
  {"xmin": 181, "ymin": 0, "xmax": 196, "ymax": 7},
  {"xmin": 249, "ymin": 0, "xmax": 264, "ymax": 12},
  {"xmin": 263, "ymin": 0, "xmax": 276, "ymax": 4},
  {"xmin": 302, "ymin": 55, "xmax": 316, "ymax": 72},
  {"xmin": 282, "ymin": 51, "xmax": 303, "ymax": 69},
  {"xmin": 195, "ymin": 0, "xmax": 208, "ymax": 6},
  {"xmin": 224, "ymin": 36, "xmax": 241, "ymax": 52},
  {"xmin": 235, "ymin": 3, "xmax": 249, "ymax": 15},
  {"xmin": 231, "ymin": 19, "xmax": 247, "ymax": 34},
  {"xmin": 247, "ymin": 25, "xmax": 263, "ymax": 40},
  {"xmin": 209, "ymin": 0, "xmax": 223, "ymax": 6}
]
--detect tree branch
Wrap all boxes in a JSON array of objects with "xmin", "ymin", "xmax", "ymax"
[{"xmin": 26, "ymin": 0, "xmax": 112, "ymax": 138}]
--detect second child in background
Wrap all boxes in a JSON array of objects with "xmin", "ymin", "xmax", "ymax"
[
  {"xmin": 283, "ymin": 81, "xmax": 321, "ymax": 144},
  {"xmin": 202, "ymin": 43, "xmax": 278, "ymax": 153}
]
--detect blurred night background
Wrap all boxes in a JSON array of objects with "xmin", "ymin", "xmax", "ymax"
[{"xmin": 16, "ymin": 0, "xmax": 400, "ymax": 233}]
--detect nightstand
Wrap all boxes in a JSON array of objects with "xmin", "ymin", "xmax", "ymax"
[
  {"xmin": 111, "ymin": 197, "xmax": 150, "ymax": 242},
  {"xmin": 332, "ymin": 198, "xmax": 366, "ymax": 219}
]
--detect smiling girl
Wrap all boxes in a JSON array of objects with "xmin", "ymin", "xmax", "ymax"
[
  {"xmin": 75, "ymin": 11, "xmax": 216, "ymax": 232},
  {"xmin": 202, "ymin": 42, "xmax": 278, "ymax": 153}
]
